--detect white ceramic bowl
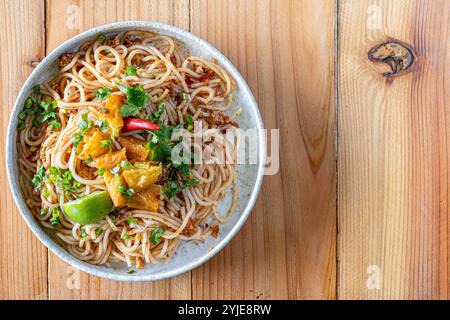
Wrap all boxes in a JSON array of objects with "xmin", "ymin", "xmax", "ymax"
[{"xmin": 6, "ymin": 21, "xmax": 265, "ymax": 281}]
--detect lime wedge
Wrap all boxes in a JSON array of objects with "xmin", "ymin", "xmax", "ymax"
[{"xmin": 62, "ymin": 191, "xmax": 113, "ymax": 225}]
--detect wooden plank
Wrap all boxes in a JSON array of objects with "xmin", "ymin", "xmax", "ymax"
[
  {"xmin": 0, "ymin": 0, "xmax": 48, "ymax": 299},
  {"xmin": 338, "ymin": 0, "xmax": 450, "ymax": 299},
  {"xmin": 190, "ymin": 0, "xmax": 337, "ymax": 299},
  {"xmin": 45, "ymin": 0, "xmax": 191, "ymax": 299}
]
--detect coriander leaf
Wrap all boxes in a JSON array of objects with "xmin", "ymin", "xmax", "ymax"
[
  {"xmin": 17, "ymin": 120, "xmax": 25, "ymax": 131},
  {"xmin": 18, "ymin": 111, "xmax": 27, "ymax": 120},
  {"xmin": 32, "ymin": 85, "xmax": 41, "ymax": 94},
  {"xmin": 120, "ymin": 103, "xmax": 141, "ymax": 117},
  {"xmin": 125, "ymin": 85, "xmax": 148, "ymax": 107},
  {"xmin": 25, "ymin": 96, "xmax": 35, "ymax": 108},
  {"xmin": 97, "ymin": 33, "xmax": 106, "ymax": 44},
  {"xmin": 149, "ymin": 142, "xmax": 172, "ymax": 163},
  {"xmin": 150, "ymin": 228, "xmax": 165, "ymax": 245},
  {"xmin": 163, "ymin": 178, "xmax": 199, "ymax": 199},
  {"xmin": 38, "ymin": 100, "xmax": 61, "ymax": 129},
  {"xmin": 174, "ymin": 162, "xmax": 190, "ymax": 176},
  {"xmin": 49, "ymin": 119, "xmax": 62, "ymax": 129},
  {"xmin": 148, "ymin": 124, "xmax": 179, "ymax": 163},
  {"xmin": 47, "ymin": 167, "xmax": 80, "ymax": 197},
  {"xmin": 184, "ymin": 178, "xmax": 200, "ymax": 187},
  {"xmin": 147, "ymin": 101, "xmax": 166, "ymax": 123},
  {"xmin": 32, "ymin": 166, "xmax": 46, "ymax": 190},
  {"xmin": 163, "ymin": 181, "xmax": 183, "ymax": 199},
  {"xmin": 117, "ymin": 84, "xmax": 149, "ymax": 117}
]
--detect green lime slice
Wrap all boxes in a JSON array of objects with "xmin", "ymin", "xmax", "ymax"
[{"xmin": 62, "ymin": 191, "xmax": 113, "ymax": 225}]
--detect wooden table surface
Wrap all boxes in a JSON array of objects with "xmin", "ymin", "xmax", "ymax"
[{"xmin": 0, "ymin": 0, "xmax": 449, "ymax": 300}]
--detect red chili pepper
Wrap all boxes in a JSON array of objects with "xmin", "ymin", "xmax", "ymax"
[
  {"xmin": 26, "ymin": 152, "xmax": 36, "ymax": 161},
  {"xmin": 184, "ymin": 75, "xmax": 192, "ymax": 88},
  {"xmin": 123, "ymin": 118, "xmax": 160, "ymax": 131},
  {"xmin": 198, "ymin": 70, "xmax": 215, "ymax": 82}
]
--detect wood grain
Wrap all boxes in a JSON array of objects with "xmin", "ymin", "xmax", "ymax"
[
  {"xmin": 190, "ymin": 0, "xmax": 337, "ymax": 299},
  {"xmin": 338, "ymin": 0, "xmax": 450, "ymax": 299},
  {"xmin": 0, "ymin": 0, "xmax": 48, "ymax": 300},
  {"xmin": 45, "ymin": 0, "xmax": 191, "ymax": 299}
]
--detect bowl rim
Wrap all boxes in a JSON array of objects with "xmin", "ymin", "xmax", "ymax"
[{"xmin": 5, "ymin": 21, "xmax": 266, "ymax": 281}]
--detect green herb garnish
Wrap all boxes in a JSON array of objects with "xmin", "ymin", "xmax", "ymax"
[
  {"xmin": 178, "ymin": 92, "xmax": 190, "ymax": 101},
  {"xmin": 97, "ymin": 33, "xmax": 106, "ymax": 44},
  {"xmin": 120, "ymin": 161, "xmax": 131, "ymax": 168},
  {"xmin": 110, "ymin": 166, "xmax": 120, "ymax": 175},
  {"xmin": 50, "ymin": 208, "xmax": 61, "ymax": 227},
  {"xmin": 163, "ymin": 178, "xmax": 200, "ymax": 199},
  {"xmin": 47, "ymin": 167, "xmax": 81, "ymax": 197},
  {"xmin": 32, "ymin": 85, "xmax": 41, "ymax": 94},
  {"xmin": 79, "ymin": 112, "xmax": 93, "ymax": 134},
  {"xmin": 116, "ymin": 83, "xmax": 149, "ymax": 117},
  {"xmin": 72, "ymin": 134, "xmax": 83, "ymax": 148},
  {"xmin": 127, "ymin": 217, "xmax": 137, "ymax": 227},
  {"xmin": 17, "ymin": 95, "xmax": 61, "ymax": 130},
  {"xmin": 100, "ymin": 138, "xmax": 113, "ymax": 148},
  {"xmin": 95, "ymin": 227, "xmax": 103, "ymax": 236},
  {"xmin": 32, "ymin": 166, "xmax": 46, "ymax": 190},
  {"xmin": 125, "ymin": 66, "xmax": 137, "ymax": 76},
  {"xmin": 147, "ymin": 124, "xmax": 179, "ymax": 163},
  {"xmin": 185, "ymin": 114, "xmax": 194, "ymax": 131},
  {"xmin": 17, "ymin": 121, "xmax": 25, "ymax": 131},
  {"xmin": 39, "ymin": 100, "xmax": 61, "ymax": 129},
  {"xmin": 95, "ymin": 119, "xmax": 109, "ymax": 133},
  {"xmin": 118, "ymin": 184, "xmax": 134, "ymax": 199},
  {"xmin": 96, "ymin": 87, "xmax": 112, "ymax": 100},
  {"xmin": 43, "ymin": 189, "xmax": 51, "ymax": 197},
  {"xmin": 86, "ymin": 155, "xmax": 94, "ymax": 163},
  {"xmin": 150, "ymin": 228, "xmax": 165, "ymax": 245}
]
